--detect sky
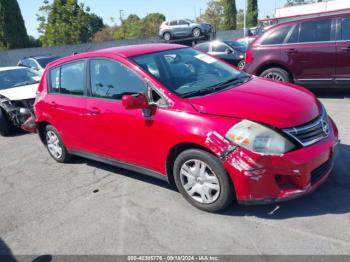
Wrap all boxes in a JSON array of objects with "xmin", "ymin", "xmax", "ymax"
[{"xmin": 17, "ymin": 0, "xmax": 287, "ymax": 38}]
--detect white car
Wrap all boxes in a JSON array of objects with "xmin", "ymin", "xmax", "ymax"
[{"xmin": 0, "ymin": 66, "xmax": 40, "ymax": 136}]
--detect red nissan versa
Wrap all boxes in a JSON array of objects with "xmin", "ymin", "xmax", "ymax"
[
  {"xmin": 244, "ymin": 13, "xmax": 350, "ymax": 88},
  {"xmin": 32, "ymin": 44, "xmax": 340, "ymax": 212}
]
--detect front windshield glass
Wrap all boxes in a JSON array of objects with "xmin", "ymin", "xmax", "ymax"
[
  {"xmin": 224, "ymin": 41, "xmax": 247, "ymax": 49},
  {"xmin": 131, "ymin": 48, "xmax": 250, "ymax": 98},
  {"xmin": 0, "ymin": 68, "xmax": 40, "ymax": 90}
]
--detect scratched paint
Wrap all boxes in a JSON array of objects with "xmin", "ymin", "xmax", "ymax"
[{"xmin": 205, "ymin": 131, "xmax": 231, "ymax": 156}]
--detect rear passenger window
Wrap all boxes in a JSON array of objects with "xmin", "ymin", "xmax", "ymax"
[
  {"xmin": 60, "ymin": 61, "xmax": 85, "ymax": 95},
  {"xmin": 49, "ymin": 60, "xmax": 85, "ymax": 95},
  {"xmin": 169, "ymin": 20, "xmax": 177, "ymax": 26},
  {"xmin": 261, "ymin": 26, "xmax": 292, "ymax": 45},
  {"xmin": 299, "ymin": 19, "xmax": 331, "ymax": 42},
  {"xmin": 287, "ymin": 25, "xmax": 299, "ymax": 43},
  {"xmin": 341, "ymin": 18, "xmax": 350, "ymax": 40},
  {"xmin": 90, "ymin": 59, "xmax": 145, "ymax": 100}
]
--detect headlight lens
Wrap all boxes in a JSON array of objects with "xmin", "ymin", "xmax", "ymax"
[{"xmin": 225, "ymin": 120, "xmax": 295, "ymax": 155}]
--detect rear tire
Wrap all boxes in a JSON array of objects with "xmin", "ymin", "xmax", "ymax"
[
  {"xmin": 44, "ymin": 125, "xmax": 72, "ymax": 163},
  {"xmin": 260, "ymin": 68, "xmax": 291, "ymax": 82},
  {"xmin": 192, "ymin": 28, "xmax": 201, "ymax": 38},
  {"xmin": 237, "ymin": 60, "xmax": 245, "ymax": 70},
  {"xmin": 0, "ymin": 109, "xmax": 12, "ymax": 136},
  {"xmin": 173, "ymin": 149, "xmax": 234, "ymax": 213}
]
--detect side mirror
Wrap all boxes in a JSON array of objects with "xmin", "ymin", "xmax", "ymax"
[
  {"xmin": 225, "ymin": 48, "xmax": 233, "ymax": 54},
  {"xmin": 122, "ymin": 93, "xmax": 148, "ymax": 110}
]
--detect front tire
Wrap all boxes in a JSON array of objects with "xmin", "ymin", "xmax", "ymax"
[
  {"xmin": 260, "ymin": 68, "xmax": 291, "ymax": 82},
  {"xmin": 44, "ymin": 125, "xmax": 71, "ymax": 163},
  {"xmin": 163, "ymin": 32, "xmax": 171, "ymax": 41},
  {"xmin": 173, "ymin": 149, "xmax": 234, "ymax": 212},
  {"xmin": 237, "ymin": 60, "xmax": 245, "ymax": 70},
  {"xmin": 0, "ymin": 109, "xmax": 12, "ymax": 136}
]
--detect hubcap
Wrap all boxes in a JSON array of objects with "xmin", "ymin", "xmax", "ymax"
[
  {"xmin": 180, "ymin": 159, "xmax": 220, "ymax": 204},
  {"xmin": 238, "ymin": 60, "xmax": 245, "ymax": 70},
  {"xmin": 193, "ymin": 29, "xmax": 200, "ymax": 37},
  {"xmin": 46, "ymin": 131, "xmax": 63, "ymax": 159},
  {"xmin": 265, "ymin": 72, "xmax": 285, "ymax": 82},
  {"xmin": 164, "ymin": 33, "xmax": 170, "ymax": 41}
]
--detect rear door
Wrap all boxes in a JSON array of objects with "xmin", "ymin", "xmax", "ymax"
[
  {"xmin": 335, "ymin": 16, "xmax": 350, "ymax": 86},
  {"xmin": 282, "ymin": 18, "xmax": 336, "ymax": 86},
  {"xmin": 209, "ymin": 42, "xmax": 235, "ymax": 63},
  {"xmin": 46, "ymin": 60, "xmax": 88, "ymax": 150},
  {"xmin": 177, "ymin": 20, "xmax": 191, "ymax": 36}
]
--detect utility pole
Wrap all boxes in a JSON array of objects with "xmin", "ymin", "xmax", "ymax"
[
  {"xmin": 244, "ymin": 0, "xmax": 247, "ymax": 37},
  {"xmin": 119, "ymin": 9, "xmax": 125, "ymax": 39}
]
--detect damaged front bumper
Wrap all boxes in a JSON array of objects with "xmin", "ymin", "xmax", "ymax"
[{"xmin": 221, "ymin": 123, "xmax": 340, "ymax": 205}]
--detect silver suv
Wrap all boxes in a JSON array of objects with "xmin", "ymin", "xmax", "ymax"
[{"xmin": 159, "ymin": 19, "xmax": 212, "ymax": 41}]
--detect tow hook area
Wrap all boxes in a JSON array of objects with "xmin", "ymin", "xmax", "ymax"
[{"xmin": 21, "ymin": 114, "xmax": 37, "ymax": 133}]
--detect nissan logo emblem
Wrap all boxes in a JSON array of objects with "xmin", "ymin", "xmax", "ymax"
[{"xmin": 321, "ymin": 120, "xmax": 330, "ymax": 136}]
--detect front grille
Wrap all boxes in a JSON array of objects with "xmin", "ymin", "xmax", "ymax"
[
  {"xmin": 310, "ymin": 159, "xmax": 332, "ymax": 184},
  {"xmin": 283, "ymin": 106, "xmax": 330, "ymax": 147}
]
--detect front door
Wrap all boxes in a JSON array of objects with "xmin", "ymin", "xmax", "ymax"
[{"xmin": 335, "ymin": 16, "xmax": 350, "ymax": 86}]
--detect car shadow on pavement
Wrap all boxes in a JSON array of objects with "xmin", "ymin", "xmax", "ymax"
[
  {"xmin": 69, "ymin": 157, "xmax": 178, "ymax": 192},
  {"xmin": 221, "ymin": 143, "xmax": 350, "ymax": 219}
]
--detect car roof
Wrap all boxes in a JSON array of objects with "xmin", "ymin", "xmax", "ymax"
[
  {"xmin": 21, "ymin": 55, "xmax": 59, "ymax": 61},
  {"xmin": 47, "ymin": 43, "xmax": 187, "ymax": 68},
  {"xmin": 0, "ymin": 66, "xmax": 26, "ymax": 72}
]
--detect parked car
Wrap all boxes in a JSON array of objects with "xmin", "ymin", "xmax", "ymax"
[
  {"xmin": 244, "ymin": 13, "xmax": 350, "ymax": 87},
  {"xmin": 195, "ymin": 40, "xmax": 246, "ymax": 70},
  {"xmin": 18, "ymin": 55, "xmax": 61, "ymax": 74},
  {"xmin": 159, "ymin": 19, "xmax": 212, "ymax": 41},
  {"xmin": 235, "ymin": 36, "xmax": 257, "ymax": 46},
  {"xmin": 31, "ymin": 44, "xmax": 339, "ymax": 213},
  {"xmin": 0, "ymin": 67, "xmax": 40, "ymax": 136}
]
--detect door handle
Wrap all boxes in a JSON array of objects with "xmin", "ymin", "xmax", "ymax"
[
  {"xmin": 88, "ymin": 107, "xmax": 100, "ymax": 115},
  {"xmin": 285, "ymin": 49, "xmax": 298, "ymax": 54},
  {"xmin": 49, "ymin": 101, "xmax": 57, "ymax": 107},
  {"xmin": 340, "ymin": 46, "xmax": 350, "ymax": 51}
]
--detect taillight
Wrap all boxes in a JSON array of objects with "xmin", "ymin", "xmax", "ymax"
[{"xmin": 245, "ymin": 50, "xmax": 253, "ymax": 64}]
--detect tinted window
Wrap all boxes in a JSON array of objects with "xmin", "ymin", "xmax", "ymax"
[
  {"xmin": 261, "ymin": 25, "xmax": 292, "ymax": 45},
  {"xmin": 196, "ymin": 43, "xmax": 210, "ymax": 52},
  {"xmin": 212, "ymin": 43, "xmax": 229, "ymax": 52},
  {"xmin": 29, "ymin": 60, "xmax": 38, "ymax": 69},
  {"xmin": 90, "ymin": 59, "xmax": 145, "ymax": 100},
  {"xmin": 299, "ymin": 19, "xmax": 331, "ymax": 42},
  {"xmin": 50, "ymin": 67, "xmax": 60, "ymax": 93},
  {"xmin": 20, "ymin": 60, "xmax": 30, "ymax": 67},
  {"xmin": 169, "ymin": 20, "xmax": 177, "ymax": 26},
  {"xmin": 341, "ymin": 18, "xmax": 350, "ymax": 40},
  {"xmin": 287, "ymin": 25, "xmax": 299, "ymax": 43},
  {"xmin": 178, "ymin": 20, "xmax": 188, "ymax": 25},
  {"xmin": 60, "ymin": 61, "xmax": 85, "ymax": 95},
  {"xmin": 37, "ymin": 57, "xmax": 60, "ymax": 68}
]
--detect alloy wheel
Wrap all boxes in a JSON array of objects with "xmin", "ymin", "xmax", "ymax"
[
  {"xmin": 264, "ymin": 72, "xmax": 285, "ymax": 81},
  {"xmin": 46, "ymin": 131, "xmax": 63, "ymax": 159}
]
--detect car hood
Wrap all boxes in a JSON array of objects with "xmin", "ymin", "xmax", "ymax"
[
  {"xmin": 0, "ymin": 83, "xmax": 38, "ymax": 101},
  {"xmin": 188, "ymin": 77, "xmax": 320, "ymax": 129}
]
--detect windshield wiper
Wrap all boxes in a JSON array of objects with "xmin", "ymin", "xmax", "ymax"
[{"xmin": 181, "ymin": 75, "xmax": 251, "ymax": 98}]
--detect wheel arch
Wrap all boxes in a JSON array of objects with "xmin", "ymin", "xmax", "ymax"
[
  {"xmin": 37, "ymin": 121, "xmax": 52, "ymax": 144},
  {"xmin": 256, "ymin": 63, "xmax": 294, "ymax": 82},
  {"xmin": 165, "ymin": 142, "xmax": 217, "ymax": 186}
]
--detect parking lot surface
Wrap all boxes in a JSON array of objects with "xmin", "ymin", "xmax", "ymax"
[{"xmin": 0, "ymin": 96, "xmax": 350, "ymax": 255}]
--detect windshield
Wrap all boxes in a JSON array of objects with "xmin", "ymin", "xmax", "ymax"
[
  {"xmin": 131, "ymin": 48, "xmax": 250, "ymax": 98},
  {"xmin": 36, "ymin": 56, "xmax": 60, "ymax": 68},
  {"xmin": 0, "ymin": 68, "xmax": 40, "ymax": 90},
  {"xmin": 224, "ymin": 41, "xmax": 247, "ymax": 49}
]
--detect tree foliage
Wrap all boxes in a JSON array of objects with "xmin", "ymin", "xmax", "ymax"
[
  {"xmin": 0, "ymin": 0, "xmax": 29, "ymax": 49},
  {"xmin": 93, "ymin": 12, "xmax": 165, "ymax": 42},
  {"xmin": 246, "ymin": 0, "xmax": 258, "ymax": 27},
  {"xmin": 222, "ymin": 0, "xmax": 237, "ymax": 30},
  {"xmin": 197, "ymin": 0, "xmax": 224, "ymax": 30},
  {"xmin": 37, "ymin": 0, "xmax": 103, "ymax": 47}
]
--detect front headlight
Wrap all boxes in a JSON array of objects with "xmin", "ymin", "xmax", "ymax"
[{"xmin": 225, "ymin": 120, "xmax": 295, "ymax": 155}]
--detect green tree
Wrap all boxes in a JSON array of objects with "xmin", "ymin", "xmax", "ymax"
[
  {"xmin": 37, "ymin": 0, "xmax": 103, "ymax": 47},
  {"xmin": 0, "ymin": 0, "xmax": 29, "ymax": 49},
  {"xmin": 197, "ymin": 0, "xmax": 224, "ymax": 30},
  {"xmin": 113, "ymin": 14, "xmax": 142, "ymax": 40},
  {"xmin": 222, "ymin": 0, "xmax": 237, "ymax": 30},
  {"xmin": 141, "ymin": 13, "xmax": 166, "ymax": 38},
  {"xmin": 236, "ymin": 9, "xmax": 244, "ymax": 29},
  {"xmin": 246, "ymin": 0, "xmax": 258, "ymax": 27}
]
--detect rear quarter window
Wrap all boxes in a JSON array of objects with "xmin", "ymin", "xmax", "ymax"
[{"xmin": 261, "ymin": 25, "xmax": 292, "ymax": 45}]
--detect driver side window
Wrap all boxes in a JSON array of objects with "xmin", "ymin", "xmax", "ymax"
[{"xmin": 89, "ymin": 59, "xmax": 145, "ymax": 100}]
